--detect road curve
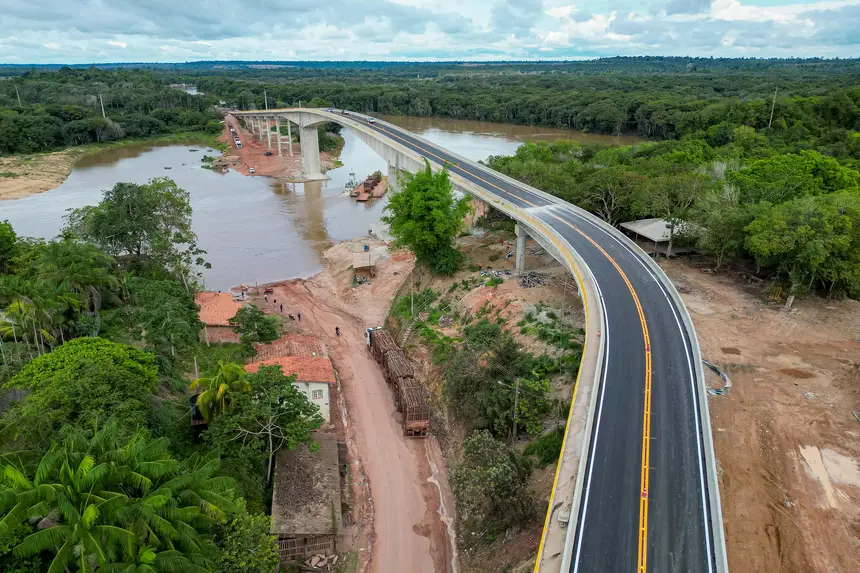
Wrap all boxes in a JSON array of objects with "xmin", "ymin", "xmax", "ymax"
[{"xmin": 235, "ymin": 108, "xmax": 725, "ymax": 573}]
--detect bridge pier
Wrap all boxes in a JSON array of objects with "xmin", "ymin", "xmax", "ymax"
[
  {"xmin": 257, "ymin": 118, "xmax": 264, "ymax": 142},
  {"xmin": 287, "ymin": 120, "xmax": 293, "ymax": 156},
  {"xmin": 266, "ymin": 118, "xmax": 272, "ymax": 148},
  {"xmin": 515, "ymin": 222, "xmax": 527, "ymax": 275},
  {"xmin": 387, "ymin": 161, "xmax": 400, "ymax": 193},
  {"xmin": 299, "ymin": 124, "xmax": 325, "ymax": 180},
  {"xmin": 275, "ymin": 117, "xmax": 282, "ymax": 156}
]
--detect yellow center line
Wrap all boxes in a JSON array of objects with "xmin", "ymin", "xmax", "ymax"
[{"xmin": 373, "ymin": 122, "xmax": 654, "ymax": 572}]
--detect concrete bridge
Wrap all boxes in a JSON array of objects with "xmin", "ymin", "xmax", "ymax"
[{"xmin": 231, "ymin": 108, "xmax": 729, "ymax": 573}]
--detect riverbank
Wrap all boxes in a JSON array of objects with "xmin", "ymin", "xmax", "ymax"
[
  {"xmin": 220, "ymin": 116, "xmax": 341, "ymax": 181},
  {"xmin": 252, "ymin": 237, "xmax": 457, "ymax": 573},
  {"xmin": 0, "ymin": 131, "xmax": 225, "ymax": 201}
]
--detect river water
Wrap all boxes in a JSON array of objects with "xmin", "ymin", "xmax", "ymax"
[{"xmin": 0, "ymin": 117, "xmax": 639, "ymax": 290}]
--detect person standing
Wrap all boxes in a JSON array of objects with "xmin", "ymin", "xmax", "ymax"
[
  {"xmin": 280, "ymin": 303, "xmax": 284, "ymax": 313},
  {"xmin": 335, "ymin": 326, "xmax": 340, "ymax": 337},
  {"xmin": 297, "ymin": 312, "xmax": 301, "ymax": 321}
]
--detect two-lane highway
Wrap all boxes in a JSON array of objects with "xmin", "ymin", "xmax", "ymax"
[{"xmin": 356, "ymin": 113, "xmax": 718, "ymax": 573}]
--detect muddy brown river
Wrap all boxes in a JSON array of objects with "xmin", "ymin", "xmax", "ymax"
[{"xmin": 1, "ymin": 117, "xmax": 640, "ymax": 289}]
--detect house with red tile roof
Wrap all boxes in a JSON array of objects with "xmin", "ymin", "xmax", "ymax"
[
  {"xmin": 196, "ymin": 292, "xmax": 242, "ymax": 344},
  {"xmin": 245, "ymin": 353, "xmax": 335, "ymax": 423},
  {"xmin": 254, "ymin": 334, "xmax": 328, "ymax": 361}
]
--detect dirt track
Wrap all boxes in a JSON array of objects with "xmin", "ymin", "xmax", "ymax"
[
  {"xmin": 263, "ymin": 240, "xmax": 456, "ymax": 573},
  {"xmin": 221, "ymin": 116, "xmax": 334, "ymax": 180}
]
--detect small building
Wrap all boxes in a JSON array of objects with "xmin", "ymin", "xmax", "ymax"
[
  {"xmin": 245, "ymin": 355, "xmax": 336, "ymax": 422},
  {"xmin": 619, "ymin": 218, "xmax": 698, "ymax": 256},
  {"xmin": 352, "ymin": 253, "xmax": 379, "ymax": 282},
  {"xmin": 271, "ymin": 432, "xmax": 342, "ymax": 563},
  {"xmin": 254, "ymin": 334, "xmax": 328, "ymax": 361},
  {"xmin": 195, "ymin": 292, "xmax": 242, "ymax": 344}
]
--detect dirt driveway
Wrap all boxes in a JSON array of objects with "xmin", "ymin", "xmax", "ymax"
[{"xmin": 264, "ymin": 240, "xmax": 456, "ymax": 573}]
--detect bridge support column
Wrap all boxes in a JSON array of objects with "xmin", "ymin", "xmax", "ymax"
[
  {"xmin": 299, "ymin": 124, "xmax": 323, "ymax": 179},
  {"xmin": 257, "ymin": 118, "xmax": 264, "ymax": 142},
  {"xmin": 275, "ymin": 117, "xmax": 282, "ymax": 156},
  {"xmin": 265, "ymin": 118, "xmax": 272, "ymax": 148},
  {"xmin": 287, "ymin": 121, "xmax": 293, "ymax": 156},
  {"xmin": 387, "ymin": 161, "xmax": 400, "ymax": 193},
  {"xmin": 515, "ymin": 222, "xmax": 527, "ymax": 276}
]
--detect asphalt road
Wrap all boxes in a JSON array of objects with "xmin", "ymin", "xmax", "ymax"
[{"xmin": 351, "ymin": 113, "xmax": 718, "ymax": 573}]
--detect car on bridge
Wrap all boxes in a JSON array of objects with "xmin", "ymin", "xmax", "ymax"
[{"xmin": 367, "ymin": 117, "xmax": 376, "ymax": 124}]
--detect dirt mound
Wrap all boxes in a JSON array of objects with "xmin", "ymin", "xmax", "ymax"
[{"xmin": 780, "ymin": 368, "xmax": 815, "ymax": 379}]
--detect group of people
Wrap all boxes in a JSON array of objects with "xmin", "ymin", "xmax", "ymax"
[{"xmin": 262, "ymin": 292, "xmax": 340, "ymax": 338}]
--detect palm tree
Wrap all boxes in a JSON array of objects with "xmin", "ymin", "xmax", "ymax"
[
  {"xmin": 103, "ymin": 546, "xmax": 209, "ymax": 573},
  {"xmin": 0, "ymin": 424, "xmax": 235, "ymax": 573},
  {"xmin": 189, "ymin": 361, "xmax": 251, "ymax": 422},
  {"xmin": 0, "ymin": 427, "xmax": 136, "ymax": 572},
  {"xmin": 37, "ymin": 239, "xmax": 119, "ymax": 320}
]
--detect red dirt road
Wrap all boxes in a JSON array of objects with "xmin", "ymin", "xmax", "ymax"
[{"xmin": 270, "ymin": 276, "xmax": 456, "ymax": 573}]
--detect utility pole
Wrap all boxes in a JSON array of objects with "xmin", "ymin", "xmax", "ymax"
[
  {"xmin": 264, "ymin": 89, "xmax": 268, "ymax": 110},
  {"xmin": 768, "ymin": 87, "xmax": 778, "ymax": 129},
  {"xmin": 511, "ymin": 377, "xmax": 520, "ymax": 443},
  {"xmin": 410, "ymin": 274, "xmax": 414, "ymax": 317},
  {"xmin": 14, "ymin": 85, "xmax": 21, "ymax": 106},
  {"xmin": 99, "ymin": 93, "xmax": 106, "ymax": 118}
]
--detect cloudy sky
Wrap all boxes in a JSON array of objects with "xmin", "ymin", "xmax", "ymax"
[{"xmin": 2, "ymin": 0, "xmax": 860, "ymax": 63}]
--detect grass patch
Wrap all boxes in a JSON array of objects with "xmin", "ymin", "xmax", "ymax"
[
  {"xmin": 0, "ymin": 171, "xmax": 20, "ymax": 178},
  {"xmin": 486, "ymin": 277, "xmax": 503, "ymax": 287},
  {"xmin": 524, "ymin": 428, "xmax": 566, "ymax": 466}
]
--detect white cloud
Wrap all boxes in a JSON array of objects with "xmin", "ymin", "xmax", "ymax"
[
  {"xmin": 711, "ymin": 0, "xmax": 860, "ymax": 24},
  {"xmin": 2, "ymin": 0, "xmax": 860, "ymax": 62}
]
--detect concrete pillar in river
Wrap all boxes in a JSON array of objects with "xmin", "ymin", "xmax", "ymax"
[
  {"xmin": 299, "ymin": 124, "xmax": 323, "ymax": 179},
  {"xmin": 275, "ymin": 116, "xmax": 282, "ymax": 156},
  {"xmin": 515, "ymin": 222, "xmax": 527, "ymax": 276}
]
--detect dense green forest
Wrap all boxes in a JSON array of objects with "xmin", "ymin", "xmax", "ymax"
[
  {"xmin": 0, "ymin": 179, "xmax": 323, "ymax": 572},
  {"xmin": 486, "ymin": 136, "xmax": 860, "ymax": 301},
  {"xmin": 0, "ymin": 68, "xmax": 223, "ymax": 154},
  {"xmin": 181, "ymin": 60, "xmax": 860, "ymax": 163}
]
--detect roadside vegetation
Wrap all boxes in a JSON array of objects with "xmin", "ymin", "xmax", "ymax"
[
  {"xmin": 0, "ymin": 177, "xmax": 323, "ymax": 572},
  {"xmin": 487, "ymin": 137, "xmax": 860, "ymax": 304},
  {"xmin": 389, "ymin": 264, "xmax": 577, "ymax": 549}
]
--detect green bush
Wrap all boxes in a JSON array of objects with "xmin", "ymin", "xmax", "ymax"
[
  {"xmin": 488, "ymin": 253, "xmax": 501, "ymax": 262},
  {"xmin": 524, "ymin": 428, "xmax": 566, "ymax": 466},
  {"xmin": 486, "ymin": 277, "xmax": 503, "ymax": 287},
  {"xmin": 429, "ymin": 245, "xmax": 465, "ymax": 276}
]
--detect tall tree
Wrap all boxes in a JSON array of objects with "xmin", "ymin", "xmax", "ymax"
[
  {"xmin": 227, "ymin": 305, "xmax": 278, "ymax": 354},
  {"xmin": 64, "ymin": 178, "xmax": 209, "ymax": 286},
  {"xmin": 382, "ymin": 161, "xmax": 471, "ymax": 274}
]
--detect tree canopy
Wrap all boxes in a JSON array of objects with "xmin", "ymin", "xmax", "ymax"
[
  {"xmin": 64, "ymin": 178, "xmax": 208, "ymax": 285},
  {"xmin": 383, "ymin": 161, "xmax": 471, "ymax": 274},
  {"xmin": 3, "ymin": 337, "xmax": 157, "ymax": 443}
]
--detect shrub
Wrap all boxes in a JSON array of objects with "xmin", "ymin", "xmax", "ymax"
[
  {"xmin": 524, "ymin": 428, "xmax": 566, "ymax": 466},
  {"xmin": 429, "ymin": 245, "xmax": 464, "ymax": 276}
]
